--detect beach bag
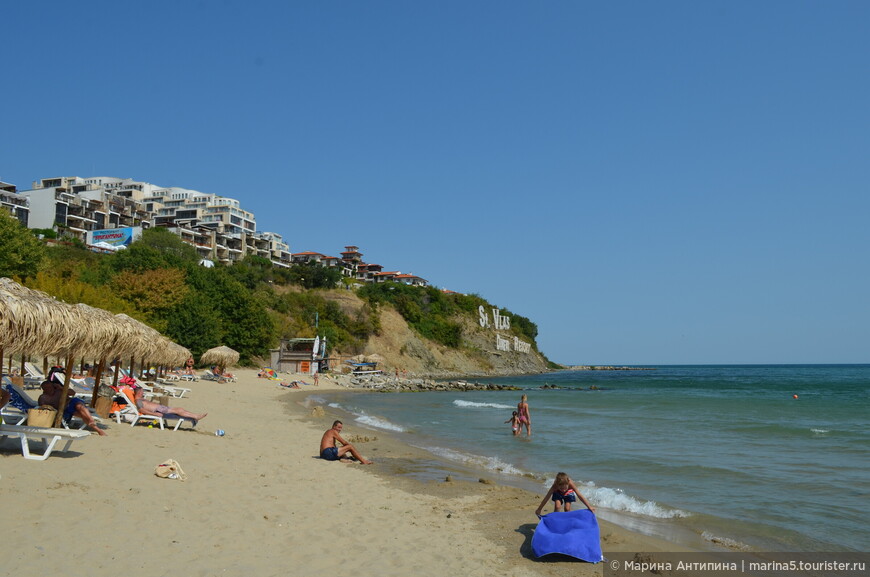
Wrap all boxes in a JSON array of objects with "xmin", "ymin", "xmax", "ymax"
[
  {"xmin": 155, "ymin": 459, "xmax": 187, "ymax": 481},
  {"xmin": 94, "ymin": 396, "xmax": 113, "ymax": 419},
  {"xmin": 27, "ymin": 405, "xmax": 57, "ymax": 427}
]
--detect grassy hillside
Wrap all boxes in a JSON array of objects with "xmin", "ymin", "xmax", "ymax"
[{"xmin": 1, "ymin": 217, "xmax": 551, "ymax": 373}]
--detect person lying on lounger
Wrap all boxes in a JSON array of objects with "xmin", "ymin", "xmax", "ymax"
[
  {"xmin": 211, "ymin": 366, "xmax": 235, "ymax": 380},
  {"xmin": 132, "ymin": 387, "xmax": 207, "ymax": 423}
]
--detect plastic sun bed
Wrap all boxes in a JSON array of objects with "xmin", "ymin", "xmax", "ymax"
[{"xmin": 0, "ymin": 424, "xmax": 91, "ymax": 460}]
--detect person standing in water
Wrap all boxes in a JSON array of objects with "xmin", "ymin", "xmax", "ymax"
[{"xmin": 517, "ymin": 394, "xmax": 531, "ymax": 436}]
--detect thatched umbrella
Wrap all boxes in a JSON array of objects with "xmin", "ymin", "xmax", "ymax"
[{"xmin": 199, "ymin": 346, "xmax": 239, "ymax": 374}]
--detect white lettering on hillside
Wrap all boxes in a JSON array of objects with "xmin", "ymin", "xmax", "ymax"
[
  {"xmin": 480, "ymin": 306, "xmax": 529, "ymax": 354},
  {"xmin": 478, "ymin": 305, "xmax": 511, "ymax": 330},
  {"xmin": 513, "ymin": 336, "xmax": 531, "ymax": 353}
]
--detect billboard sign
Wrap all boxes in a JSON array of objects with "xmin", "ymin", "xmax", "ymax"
[{"xmin": 87, "ymin": 226, "xmax": 141, "ymax": 248}]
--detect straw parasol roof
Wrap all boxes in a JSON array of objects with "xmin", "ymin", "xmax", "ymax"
[
  {"xmin": 199, "ymin": 346, "xmax": 240, "ymax": 370},
  {"xmin": 0, "ymin": 277, "xmax": 188, "ymax": 368},
  {"xmin": 0, "ymin": 279, "xmax": 82, "ymax": 357}
]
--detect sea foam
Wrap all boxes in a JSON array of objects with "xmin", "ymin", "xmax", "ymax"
[
  {"xmin": 423, "ymin": 446, "xmax": 528, "ymax": 476},
  {"xmin": 326, "ymin": 402, "xmax": 408, "ymax": 432},
  {"xmin": 453, "ymin": 399, "xmax": 515, "ymax": 410},
  {"xmin": 354, "ymin": 414, "xmax": 407, "ymax": 432},
  {"xmin": 580, "ymin": 484, "xmax": 690, "ymax": 519}
]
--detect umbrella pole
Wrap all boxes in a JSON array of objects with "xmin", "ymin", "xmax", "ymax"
[
  {"xmin": 20, "ymin": 354, "xmax": 26, "ymax": 378},
  {"xmin": 91, "ymin": 358, "xmax": 106, "ymax": 408},
  {"xmin": 53, "ymin": 353, "xmax": 75, "ymax": 428},
  {"xmin": 111, "ymin": 359, "xmax": 120, "ymax": 388}
]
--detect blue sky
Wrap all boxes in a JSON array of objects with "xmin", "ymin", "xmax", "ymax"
[{"xmin": 3, "ymin": 1, "xmax": 869, "ymax": 364}]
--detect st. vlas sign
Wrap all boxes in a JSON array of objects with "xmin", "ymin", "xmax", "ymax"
[{"xmin": 478, "ymin": 306, "xmax": 530, "ymax": 354}]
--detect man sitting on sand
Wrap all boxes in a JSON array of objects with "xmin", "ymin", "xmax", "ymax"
[
  {"xmin": 133, "ymin": 387, "xmax": 207, "ymax": 423},
  {"xmin": 320, "ymin": 420, "xmax": 372, "ymax": 464}
]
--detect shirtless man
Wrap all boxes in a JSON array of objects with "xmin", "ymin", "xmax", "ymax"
[
  {"xmin": 133, "ymin": 387, "xmax": 207, "ymax": 422},
  {"xmin": 39, "ymin": 380, "xmax": 107, "ymax": 436},
  {"xmin": 319, "ymin": 420, "xmax": 372, "ymax": 464}
]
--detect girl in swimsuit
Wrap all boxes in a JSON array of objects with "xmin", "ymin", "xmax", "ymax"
[
  {"xmin": 504, "ymin": 411, "xmax": 520, "ymax": 436},
  {"xmin": 517, "ymin": 394, "xmax": 531, "ymax": 436},
  {"xmin": 535, "ymin": 472, "xmax": 596, "ymax": 516}
]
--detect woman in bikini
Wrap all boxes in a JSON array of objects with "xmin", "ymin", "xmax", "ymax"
[{"xmin": 517, "ymin": 394, "xmax": 531, "ymax": 437}]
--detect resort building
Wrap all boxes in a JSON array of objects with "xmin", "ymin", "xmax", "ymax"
[
  {"xmin": 20, "ymin": 175, "xmax": 291, "ymax": 268},
  {"xmin": 11, "ymin": 174, "xmax": 430, "ymax": 286},
  {"xmin": 0, "ymin": 180, "xmax": 29, "ymax": 227}
]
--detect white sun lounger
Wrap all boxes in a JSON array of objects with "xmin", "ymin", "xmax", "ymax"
[
  {"xmin": 0, "ymin": 424, "xmax": 90, "ymax": 460},
  {"xmin": 158, "ymin": 384, "xmax": 192, "ymax": 398}
]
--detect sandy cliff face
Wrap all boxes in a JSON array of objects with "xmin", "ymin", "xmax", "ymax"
[{"xmin": 322, "ymin": 290, "xmax": 551, "ymax": 377}]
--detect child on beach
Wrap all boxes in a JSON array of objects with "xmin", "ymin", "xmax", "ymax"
[
  {"xmin": 505, "ymin": 411, "xmax": 520, "ymax": 436},
  {"xmin": 535, "ymin": 472, "xmax": 596, "ymax": 517}
]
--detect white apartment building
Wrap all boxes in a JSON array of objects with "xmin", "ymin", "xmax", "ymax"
[
  {"xmin": 20, "ymin": 175, "xmax": 291, "ymax": 268},
  {"xmin": 0, "ymin": 180, "xmax": 29, "ymax": 227}
]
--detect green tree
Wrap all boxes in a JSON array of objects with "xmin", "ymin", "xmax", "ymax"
[
  {"xmin": 109, "ymin": 227, "xmax": 199, "ymax": 272},
  {"xmin": 0, "ymin": 210, "xmax": 46, "ymax": 281},
  {"xmin": 166, "ymin": 290, "xmax": 223, "ymax": 358},
  {"xmin": 186, "ymin": 266, "xmax": 275, "ymax": 363},
  {"xmin": 228, "ymin": 255, "xmax": 275, "ymax": 289},
  {"xmin": 288, "ymin": 261, "xmax": 342, "ymax": 289}
]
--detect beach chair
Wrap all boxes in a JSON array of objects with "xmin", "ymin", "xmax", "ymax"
[
  {"xmin": 23, "ymin": 362, "xmax": 46, "ymax": 389},
  {"xmin": 2, "ymin": 380, "xmax": 101, "ymax": 430},
  {"xmin": 153, "ymin": 381, "xmax": 192, "ymax": 398},
  {"xmin": 163, "ymin": 413, "xmax": 198, "ymax": 431},
  {"xmin": 0, "ymin": 423, "xmax": 90, "ymax": 460},
  {"xmin": 110, "ymin": 388, "xmax": 165, "ymax": 429},
  {"xmin": 3, "ymin": 380, "xmax": 41, "ymax": 425},
  {"xmin": 109, "ymin": 388, "xmax": 195, "ymax": 431},
  {"xmin": 203, "ymin": 369, "xmax": 234, "ymax": 383}
]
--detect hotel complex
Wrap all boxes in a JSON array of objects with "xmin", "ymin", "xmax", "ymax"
[{"xmin": 0, "ymin": 175, "xmax": 427, "ymax": 287}]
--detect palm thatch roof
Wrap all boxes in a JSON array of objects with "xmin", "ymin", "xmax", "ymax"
[
  {"xmin": 0, "ymin": 277, "xmax": 187, "ymax": 365},
  {"xmin": 199, "ymin": 346, "xmax": 240, "ymax": 370}
]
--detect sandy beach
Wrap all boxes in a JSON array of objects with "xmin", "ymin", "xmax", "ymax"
[{"xmin": 1, "ymin": 368, "xmax": 686, "ymax": 577}]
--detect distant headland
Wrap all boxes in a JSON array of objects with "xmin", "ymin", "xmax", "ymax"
[{"xmin": 562, "ymin": 365, "xmax": 655, "ymax": 371}]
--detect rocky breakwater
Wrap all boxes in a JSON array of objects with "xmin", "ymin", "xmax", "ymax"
[{"xmin": 346, "ymin": 375, "xmax": 520, "ymax": 392}]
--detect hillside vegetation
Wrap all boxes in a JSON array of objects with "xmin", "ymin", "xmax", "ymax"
[{"xmin": 0, "ymin": 212, "xmax": 553, "ymax": 375}]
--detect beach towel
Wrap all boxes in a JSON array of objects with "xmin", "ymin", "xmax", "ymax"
[{"xmin": 531, "ymin": 510, "xmax": 604, "ymax": 562}]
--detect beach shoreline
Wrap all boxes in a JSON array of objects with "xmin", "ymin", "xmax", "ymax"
[
  {"xmin": 2, "ymin": 367, "xmax": 702, "ymax": 577},
  {"xmin": 292, "ymin": 374, "xmax": 716, "ymax": 556}
]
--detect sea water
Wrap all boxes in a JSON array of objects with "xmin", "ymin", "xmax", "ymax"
[{"xmin": 314, "ymin": 365, "xmax": 869, "ymax": 552}]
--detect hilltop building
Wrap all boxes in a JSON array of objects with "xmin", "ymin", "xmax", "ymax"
[
  {"xmin": 0, "ymin": 180, "xmax": 29, "ymax": 227},
  {"xmin": 291, "ymin": 245, "xmax": 428, "ymax": 287},
  {"xmin": 5, "ymin": 175, "xmax": 429, "ymax": 286},
  {"xmin": 18, "ymin": 176, "xmax": 291, "ymax": 267}
]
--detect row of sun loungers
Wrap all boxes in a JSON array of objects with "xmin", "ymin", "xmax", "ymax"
[{"xmin": 1, "ymin": 369, "xmax": 200, "ymax": 459}]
